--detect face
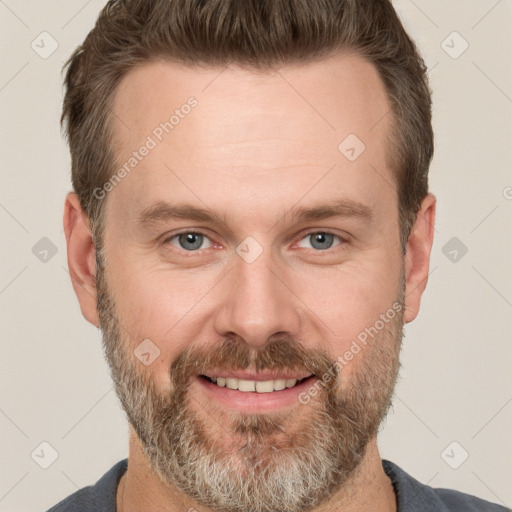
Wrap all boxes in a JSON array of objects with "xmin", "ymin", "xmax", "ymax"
[{"xmin": 96, "ymin": 53, "xmax": 406, "ymax": 512}]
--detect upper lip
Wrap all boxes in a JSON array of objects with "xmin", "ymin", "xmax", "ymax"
[{"xmin": 201, "ymin": 370, "xmax": 314, "ymax": 381}]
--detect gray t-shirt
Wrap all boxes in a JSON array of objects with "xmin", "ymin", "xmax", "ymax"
[{"xmin": 46, "ymin": 459, "xmax": 510, "ymax": 511}]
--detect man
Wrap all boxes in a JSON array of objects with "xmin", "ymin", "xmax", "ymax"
[{"xmin": 50, "ymin": 0, "xmax": 508, "ymax": 511}]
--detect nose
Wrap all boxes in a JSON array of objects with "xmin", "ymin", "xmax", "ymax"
[{"xmin": 213, "ymin": 249, "xmax": 302, "ymax": 349}]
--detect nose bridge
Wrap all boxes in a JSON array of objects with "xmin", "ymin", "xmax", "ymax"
[{"xmin": 214, "ymin": 244, "xmax": 301, "ymax": 347}]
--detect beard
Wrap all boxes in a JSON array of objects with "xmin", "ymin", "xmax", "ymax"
[{"xmin": 96, "ymin": 255, "xmax": 404, "ymax": 512}]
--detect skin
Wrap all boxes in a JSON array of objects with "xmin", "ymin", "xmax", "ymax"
[{"xmin": 64, "ymin": 52, "xmax": 436, "ymax": 512}]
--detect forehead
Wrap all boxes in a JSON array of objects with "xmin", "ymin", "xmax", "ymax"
[{"xmin": 107, "ymin": 53, "xmax": 396, "ymax": 224}]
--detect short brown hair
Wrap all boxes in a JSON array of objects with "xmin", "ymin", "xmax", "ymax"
[{"xmin": 62, "ymin": 0, "xmax": 433, "ymax": 252}]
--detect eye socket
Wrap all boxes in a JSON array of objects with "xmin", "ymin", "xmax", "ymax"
[
  {"xmin": 165, "ymin": 231, "xmax": 213, "ymax": 251},
  {"xmin": 163, "ymin": 230, "xmax": 346, "ymax": 254},
  {"xmin": 296, "ymin": 232, "xmax": 344, "ymax": 251}
]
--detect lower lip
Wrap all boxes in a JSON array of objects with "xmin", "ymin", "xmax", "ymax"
[{"xmin": 194, "ymin": 375, "xmax": 317, "ymax": 413}]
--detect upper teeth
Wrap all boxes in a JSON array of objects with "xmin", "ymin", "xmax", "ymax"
[{"xmin": 211, "ymin": 377, "xmax": 300, "ymax": 393}]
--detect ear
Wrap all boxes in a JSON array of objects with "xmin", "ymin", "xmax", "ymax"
[
  {"xmin": 63, "ymin": 192, "xmax": 99, "ymax": 327},
  {"xmin": 403, "ymin": 193, "xmax": 436, "ymax": 324}
]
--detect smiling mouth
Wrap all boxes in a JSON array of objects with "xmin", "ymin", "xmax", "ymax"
[{"xmin": 199, "ymin": 375, "xmax": 313, "ymax": 393}]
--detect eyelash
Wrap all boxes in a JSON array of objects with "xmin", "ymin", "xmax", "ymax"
[{"xmin": 162, "ymin": 229, "xmax": 348, "ymax": 254}]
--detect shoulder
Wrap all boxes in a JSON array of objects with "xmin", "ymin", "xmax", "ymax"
[
  {"xmin": 46, "ymin": 488, "xmax": 98, "ymax": 512},
  {"xmin": 45, "ymin": 459, "xmax": 128, "ymax": 512},
  {"xmin": 382, "ymin": 460, "xmax": 510, "ymax": 512},
  {"xmin": 433, "ymin": 487, "xmax": 511, "ymax": 512}
]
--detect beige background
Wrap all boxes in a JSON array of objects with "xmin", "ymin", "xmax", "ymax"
[{"xmin": 1, "ymin": 1, "xmax": 511, "ymax": 510}]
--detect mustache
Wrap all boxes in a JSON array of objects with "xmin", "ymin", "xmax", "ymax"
[{"xmin": 168, "ymin": 334, "xmax": 339, "ymax": 391}]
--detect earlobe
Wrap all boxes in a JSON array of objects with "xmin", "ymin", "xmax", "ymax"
[
  {"xmin": 403, "ymin": 193, "xmax": 436, "ymax": 324},
  {"xmin": 63, "ymin": 192, "xmax": 99, "ymax": 327}
]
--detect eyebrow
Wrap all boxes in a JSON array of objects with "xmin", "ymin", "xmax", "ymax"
[
  {"xmin": 136, "ymin": 198, "xmax": 374, "ymax": 229},
  {"xmin": 290, "ymin": 199, "xmax": 373, "ymax": 223}
]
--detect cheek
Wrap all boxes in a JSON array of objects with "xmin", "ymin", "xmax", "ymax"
[
  {"xmin": 298, "ymin": 257, "xmax": 401, "ymax": 337},
  {"xmin": 110, "ymin": 253, "xmax": 208, "ymax": 326},
  {"xmin": 298, "ymin": 258, "xmax": 402, "ymax": 386},
  {"xmin": 107, "ymin": 259, "xmax": 221, "ymax": 371}
]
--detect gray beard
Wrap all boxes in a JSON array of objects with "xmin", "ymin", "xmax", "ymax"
[{"xmin": 96, "ymin": 260, "xmax": 403, "ymax": 512}]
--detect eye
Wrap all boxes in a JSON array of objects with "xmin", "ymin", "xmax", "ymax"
[
  {"xmin": 165, "ymin": 231, "xmax": 213, "ymax": 252},
  {"xmin": 296, "ymin": 232, "xmax": 343, "ymax": 251}
]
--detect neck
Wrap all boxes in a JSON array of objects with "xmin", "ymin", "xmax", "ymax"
[{"xmin": 117, "ymin": 428, "xmax": 397, "ymax": 512}]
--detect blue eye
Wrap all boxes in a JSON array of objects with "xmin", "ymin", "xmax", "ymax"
[
  {"xmin": 297, "ymin": 232, "xmax": 342, "ymax": 251},
  {"xmin": 168, "ymin": 232, "xmax": 212, "ymax": 251},
  {"xmin": 164, "ymin": 230, "xmax": 344, "ymax": 254}
]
